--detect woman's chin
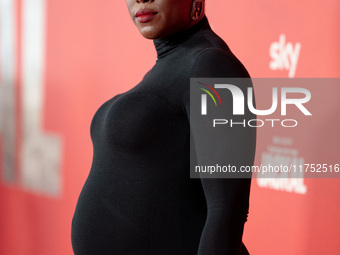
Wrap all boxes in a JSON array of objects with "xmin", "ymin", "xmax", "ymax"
[{"xmin": 138, "ymin": 27, "xmax": 160, "ymax": 40}]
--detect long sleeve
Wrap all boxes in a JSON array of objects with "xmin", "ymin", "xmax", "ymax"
[{"xmin": 185, "ymin": 49, "xmax": 256, "ymax": 254}]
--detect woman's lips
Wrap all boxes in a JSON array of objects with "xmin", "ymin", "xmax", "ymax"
[{"xmin": 135, "ymin": 9, "xmax": 158, "ymax": 23}]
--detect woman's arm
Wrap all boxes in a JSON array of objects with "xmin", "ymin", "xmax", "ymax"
[{"xmin": 185, "ymin": 49, "xmax": 256, "ymax": 254}]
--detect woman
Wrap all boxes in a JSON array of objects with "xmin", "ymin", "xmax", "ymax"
[{"xmin": 71, "ymin": 0, "xmax": 256, "ymax": 254}]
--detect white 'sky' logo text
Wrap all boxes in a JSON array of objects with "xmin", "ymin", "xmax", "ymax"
[{"xmin": 269, "ymin": 34, "xmax": 301, "ymax": 78}]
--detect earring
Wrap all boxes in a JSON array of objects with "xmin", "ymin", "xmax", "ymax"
[{"xmin": 191, "ymin": 0, "xmax": 205, "ymax": 20}]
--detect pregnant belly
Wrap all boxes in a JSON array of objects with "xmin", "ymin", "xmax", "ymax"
[{"xmin": 71, "ymin": 184, "xmax": 152, "ymax": 255}]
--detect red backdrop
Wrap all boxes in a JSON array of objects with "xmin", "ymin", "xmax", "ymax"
[{"xmin": 0, "ymin": 0, "xmax": 339, "ymax": 254}]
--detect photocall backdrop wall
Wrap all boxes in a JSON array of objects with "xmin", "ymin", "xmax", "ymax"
[{"xmin": 0, "ymin": 0, "xmax": 339, "ymax": 254}]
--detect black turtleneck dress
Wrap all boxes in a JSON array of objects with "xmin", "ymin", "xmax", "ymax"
[{"xmin": 71, "ymin": 16, "xmax": 256, "ymax": 255}]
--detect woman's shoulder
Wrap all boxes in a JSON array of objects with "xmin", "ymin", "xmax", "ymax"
[{"xmin": 187, "ymin": 30, "xmax": 250, "ymax": 78}]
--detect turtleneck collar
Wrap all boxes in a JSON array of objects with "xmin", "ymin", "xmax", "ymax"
[{"xmin": 153, "ymin": 16, "xmax": 209, "ymax": 59}]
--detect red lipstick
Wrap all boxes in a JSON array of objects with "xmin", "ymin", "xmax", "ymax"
[{"xmin": 135, "ymin": 9, "xmax": 158, "ymax": 23}]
